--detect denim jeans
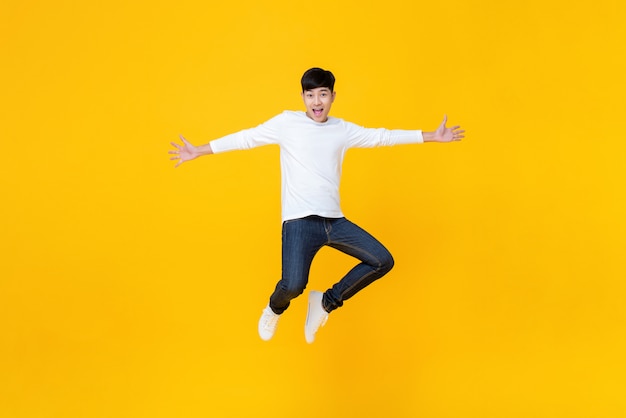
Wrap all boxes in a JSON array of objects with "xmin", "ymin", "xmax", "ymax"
[{"xmin": 269, "ymin": 216, "xmax": 394, "ymax": 314}]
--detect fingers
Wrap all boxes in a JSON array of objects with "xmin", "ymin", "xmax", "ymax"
[
  {"xmin": 171, "ymin": 154, "xmax": 185, "ymax": 168},
  {"xmin": 170, "ymin": 154, "xmax": 185, "ymax": 168},
  {"xmin": 169, "ymin": 142, "xmax": 181, "ymax": 157},
  {"xmin": 180, "ymin": 134, "xmax": 190, "ymax": 145},
  {"xmin": 439, "ymin": 116, "xmax": 465, "ymax": 141},
  {"xmin": 168, "ymin": 135, "xmax": 188, "ymax": 167},
  {"xmin": 170, "ymin": 135, "xmax": 189, "ymax": 149},
  {"xmin": 170, "ymin": 140, "xmax": 181, "ymax": 162}
]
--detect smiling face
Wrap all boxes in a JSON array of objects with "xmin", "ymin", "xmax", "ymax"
[{"xmin": 301, "ymin": 87, "xmax": 336, "ymax": 123}]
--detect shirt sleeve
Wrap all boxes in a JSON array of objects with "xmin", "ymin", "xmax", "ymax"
[
  {"xmin": 209, "ymin": 113, "xmax": 283, "ymax": 154},
  {"xmin": 343, "ymin": 120, "xmax": 423, "ymax": 148}
]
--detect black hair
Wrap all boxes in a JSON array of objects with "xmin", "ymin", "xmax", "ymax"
[{"xmin": 301, "ymin": 67, "xmax": 336, "ymax": 92}]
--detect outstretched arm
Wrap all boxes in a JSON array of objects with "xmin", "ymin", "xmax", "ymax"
[
  {"xmin": 422, "ymin": 115, "xmax": 465, "ymax": 143},
  {"xmin": 169, "ymin": 135, "xmax": 214, "ymax": 168}
]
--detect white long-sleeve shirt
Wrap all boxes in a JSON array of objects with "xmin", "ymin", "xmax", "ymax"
[{"xmin": 210, "ymin": 110, "xmax": 423, "ymax": 221}]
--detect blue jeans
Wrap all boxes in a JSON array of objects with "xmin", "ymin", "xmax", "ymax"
[{"xmin": 269, "ymin": 216, "xmax": 394, "ymax": 314}]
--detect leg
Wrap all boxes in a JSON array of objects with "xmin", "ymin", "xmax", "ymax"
[
  {"xmin": 323, "ymin": 218, "xmax": 394, "ymax": 312},
  {"xmin": 269, "ymin": 217, "xmax": 326, "ymax": 315}
]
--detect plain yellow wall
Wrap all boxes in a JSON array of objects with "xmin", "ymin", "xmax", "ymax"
[{"xmin": 1, "ymin": 0, "xmax": 625, "ymax": 417}]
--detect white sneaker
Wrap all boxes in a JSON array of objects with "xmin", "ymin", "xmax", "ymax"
[
  {"xmin": 258, "ymin": 305, "xmax": 280, "ymax": 341},
  {"xmin": 305, "ymin": 291, "xmax": 329, "ymax": 344}
]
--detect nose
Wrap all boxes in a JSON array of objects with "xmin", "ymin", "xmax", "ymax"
[{"xmin": 313, "ymin": 94, "xmax": 322, "ymax": 105}]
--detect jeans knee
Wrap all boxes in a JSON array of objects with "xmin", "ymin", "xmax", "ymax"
[
  {"xmin": 278, "ymin": 280, "xmax": 306, "ymax": 299},
  {"xmin": 379, "ymin": 253, "xmax": 394, "ymax": 274}
]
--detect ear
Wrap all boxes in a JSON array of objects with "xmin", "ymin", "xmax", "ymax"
[{"xmin": 331, "ymin": 91, "xmax": 336, "ymax": 102}]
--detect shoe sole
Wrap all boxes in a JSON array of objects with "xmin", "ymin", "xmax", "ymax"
[{"xmin": 305, "ymin": 291, "xmax": 324, "ymax": 343}]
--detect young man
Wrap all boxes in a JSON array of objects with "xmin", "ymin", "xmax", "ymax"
[{"xmin": 169, "ymin": 67, "xmax": 464, "ymax": 343}]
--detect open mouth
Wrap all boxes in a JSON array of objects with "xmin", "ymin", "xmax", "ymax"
[{"xmin": 313, "ymin": 109, "xmax": 323, "ymax": 117}]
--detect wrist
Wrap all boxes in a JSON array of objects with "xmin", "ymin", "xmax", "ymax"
[
  {"xmin": 422, "ymin": 131, "xmax": 437, "ymax": 142},
  {"xmin": 197, "ymin": 143, "xmax": 214, "ymax": 156}
]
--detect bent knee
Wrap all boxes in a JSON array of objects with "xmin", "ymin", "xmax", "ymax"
[{"xmin": 378, "ymin": 252, "xmax": 394, "ymax": 274}]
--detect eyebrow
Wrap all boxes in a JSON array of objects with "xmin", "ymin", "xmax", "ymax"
[{"xmin": 305, "ymin": 88, "xmax": 331, "ymax": 93}]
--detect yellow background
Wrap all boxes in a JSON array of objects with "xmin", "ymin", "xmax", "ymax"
[{"xmin": 1, "ymin": 0, "xmax": 625, "ymax": 417}]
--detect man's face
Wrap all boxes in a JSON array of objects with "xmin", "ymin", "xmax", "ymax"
[{"xmin": 301, "ymin": 87, "xmax": 335, "ymax": 123}]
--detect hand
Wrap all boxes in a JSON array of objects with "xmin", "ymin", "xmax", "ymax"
[
  {"xmin": 434, "ymin": 115, "xmax": 465, "ymax": 143},
  {"xmin": 169, "ymin": 135, "xmax": 199, "ymax": 168}
]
